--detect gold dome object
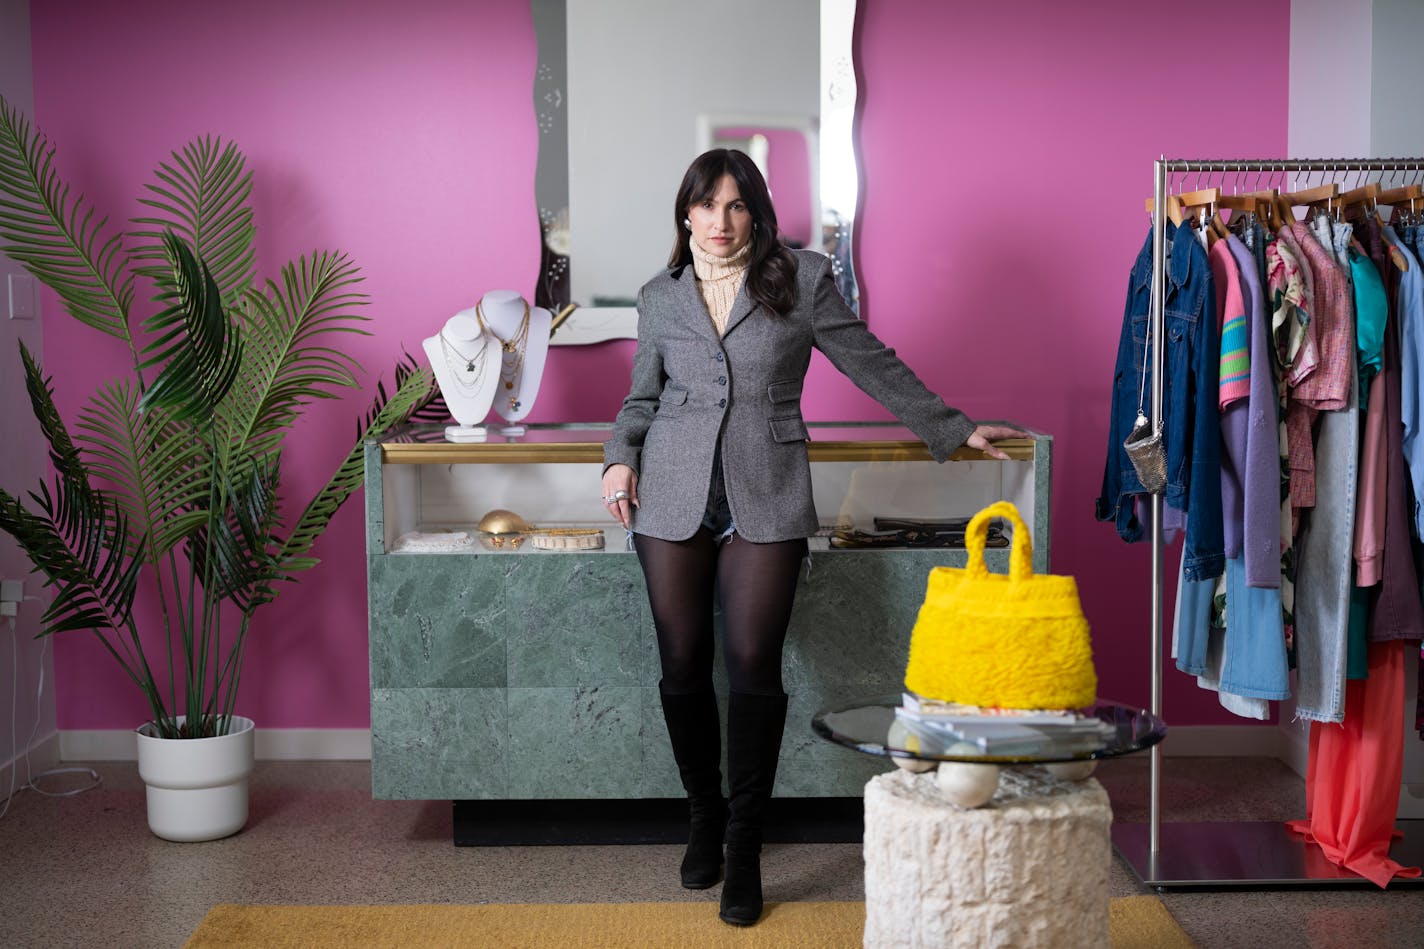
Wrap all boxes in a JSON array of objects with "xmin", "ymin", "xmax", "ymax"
[{"xmin": 477, "ymin": 509, "xmax": 533, "ymax": 535}]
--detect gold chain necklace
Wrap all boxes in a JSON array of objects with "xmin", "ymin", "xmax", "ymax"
[
  {"xmin": 476, "ymin": 300, "xmax": 532, "ymax": 409},
  {"xmin": 437, "ymin": 330, "xmax": 492, "ymax": 393}
]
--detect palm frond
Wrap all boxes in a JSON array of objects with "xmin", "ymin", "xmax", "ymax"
[
  {"xmin": 19, "ymin": 341, "xmax": 92, "ymax": 493},
  {"xmin": 0, "ymin": 480, "xmax": 141, "ymax": 637},
  {"xmin": 137, "ymin": 231, "xmax": 243, "ymax": 421},
  {"xmin": 74, "ymin": 380, "xmax": 211, "ymax": 563},
  {"xmin": 395, "ymin": 349, "xmax": 452, "ymax": 423},
  {"xmin": 131, "ymin": 136, "xmax": 255, "ymax": 306},
  {"xmin": 189, "ymin": 458, "xmax": 284, "ymax": 614},
  {"xmin": 217, "ymin": 250, "xmax": 368, "ymax": 465},
  {"xmin": 0, "ymin": 94, "xmax": 134, "ymax": 341},
  {"xmin": 276, "ymin": 363, "xmax": 434, "ymax": 571}
]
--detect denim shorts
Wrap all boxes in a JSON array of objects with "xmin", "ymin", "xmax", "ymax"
[{"xmin": 701, "ymin": 441, "xmax": 736, "ymax": 542}]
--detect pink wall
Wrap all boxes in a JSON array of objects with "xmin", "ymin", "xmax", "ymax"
[{"xmin": 28, "ymin": 0, "xmax": 1291, "ymax": 731}]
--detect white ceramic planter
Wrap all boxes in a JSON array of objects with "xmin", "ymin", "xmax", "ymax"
[{"xmin": 135, "ymin": 715, "xmax": 255, "ymax": 842}]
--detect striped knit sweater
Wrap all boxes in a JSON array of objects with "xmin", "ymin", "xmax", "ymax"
[{"xmin": 1211, "ymin": 240, "xmax": 1250, "ymax": 408}]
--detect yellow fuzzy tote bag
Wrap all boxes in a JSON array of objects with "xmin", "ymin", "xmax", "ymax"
[{"xmin": 903, "ymin": 501, "xmax": 1096, "ymax": 710}]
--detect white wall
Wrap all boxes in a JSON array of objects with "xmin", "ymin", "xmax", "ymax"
[
  {"xmin": 0, "ymin": 0, "xmax": 58, "ymax": 786},
  {"xmin": 1288, "ymin": 0, "xmax": 1373, "ymax": 161},
  {"xmin": 566, "ymin": 0, "xmax": 819, "ymax": 302},
  {"xmin": 1287, "ymin": 0, "xmax": 1424, "ymax": 815},
  {"xmin": 1370, "ymin": 0, "xmax": 1424, "ymax": 162}
]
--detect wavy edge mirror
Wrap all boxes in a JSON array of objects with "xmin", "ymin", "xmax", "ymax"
[{"xmin": 532, "ymin": 0, "xmax": 862, "ymax": 345}]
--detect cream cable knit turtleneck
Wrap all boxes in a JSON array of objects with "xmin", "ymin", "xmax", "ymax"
[{"xmin": 690, "ymin": 236, "xmax": 750, "ymax": 336}]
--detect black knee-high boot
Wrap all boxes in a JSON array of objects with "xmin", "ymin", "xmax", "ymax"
[
  {"xmin": 719, "ymin": 690, "xmax": 788, "ymax": 926},
  {"xmin": 660, "ymin": 689, "xmax": 728, "ymax": 889}
]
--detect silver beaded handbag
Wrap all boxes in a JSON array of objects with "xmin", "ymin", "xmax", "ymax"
[{"xmin": 1123, "ymin": 324, "xmax": 1167, "ymax": 494}]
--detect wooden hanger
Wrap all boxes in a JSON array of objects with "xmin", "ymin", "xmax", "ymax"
[
  {"xmin": 1375, "ymin": 183, "xmax": 1422, "ymax": 207},
  {"xmin": 1218, "ymin": 194, "xmax": 1263, "ymax": 234},
  {"xmin": 1285, "ymin": 182, "xmax": 1339, "ymax": 209},
  {"xmin": 1144, "ymin": 194, "xmax": 1184, "ymax": 226},
  {"xmin": 1368, "ymin": 184, "xmax": 1419, "ymax": 273},
  {"xmin": 1338, "ymin": 181, "xmax": 1379, "ymax": 210},
  {"xmin": 1244, "ymin": 189, "xmax": 1285, "ymax": 230},
  {"xmin": 1176, "ymin": 188, "xmax": 1222, "ymax": 246},
  {"xmin": 1376, "ymin": 183, "xmax": 1424, "ymax": 222}
]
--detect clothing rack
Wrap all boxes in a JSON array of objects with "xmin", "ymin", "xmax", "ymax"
[{"xmin": 1110, "ymin": 157, "xmax": 1424, "ymax": 887}]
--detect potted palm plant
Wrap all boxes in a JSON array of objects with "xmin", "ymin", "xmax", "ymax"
[{"xmin": 0, "ymin": 95, "xmax": 435, "ymax": 840}]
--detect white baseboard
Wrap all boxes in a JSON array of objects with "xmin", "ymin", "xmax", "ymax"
[
  {"xmin": 1, "ymin": 729, "xmax": 60, "ymax": 795},
  {"xmin": 60, "ymin": 728, "xmax": 372, "ymax": 761}
]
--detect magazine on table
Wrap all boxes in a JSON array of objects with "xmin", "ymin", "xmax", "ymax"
[{"xmin": 895, "ymin": 693, "xmax": 1116, "ymax": 754}]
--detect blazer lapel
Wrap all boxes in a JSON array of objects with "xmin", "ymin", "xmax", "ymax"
[
  {"xmin": 672, "ymin": 266, "xmax": 719, "ymax": 341},
  {"xmin": 719, "ymin": 282, "xmax": 758, "ymax": 338}
]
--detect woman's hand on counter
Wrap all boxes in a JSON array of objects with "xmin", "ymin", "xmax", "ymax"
[
  {"xmin": 965, "ymin": 424, "xmax": 1028, "ymax": 461},
  {"xmin": 602, "ymin": 464, "xmax": 638, "ymax": 529}
]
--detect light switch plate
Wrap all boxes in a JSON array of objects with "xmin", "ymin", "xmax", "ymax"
[{"xmin": 9, "ymin": 273, "xmax": 37, "ymax": 320}]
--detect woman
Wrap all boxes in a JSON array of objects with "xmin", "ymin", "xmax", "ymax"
[{"xmin": 602, "ymin": 149, "xmax": 1020, "ymax": 926}]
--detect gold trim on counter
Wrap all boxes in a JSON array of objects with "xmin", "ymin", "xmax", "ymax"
[{"xmin": 382, "ymin": 437, "xmax": 1037, "ymax": 465}]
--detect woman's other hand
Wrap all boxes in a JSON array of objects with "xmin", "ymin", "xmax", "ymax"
[
  {"xmin": 965, "ymin": 424, "xmax": 1028, "ymax": 461},
  {"xmin": 602, "ymin": 464, "xmax": 639, "ymax": 528}
]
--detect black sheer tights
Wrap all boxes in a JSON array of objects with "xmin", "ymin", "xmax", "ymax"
[{"xmin": 634, "ymin": 530, "xmax": 807, "ymax": 696}]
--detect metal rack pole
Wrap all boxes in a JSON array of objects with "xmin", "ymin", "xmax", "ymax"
[
  {"xmin": 1148, "ymin": 158, "xmax": 1167, "ymax": 856},
  {"xmin": 1112, "ymin": 156, "xmax": 1424, "ymax": 887}
]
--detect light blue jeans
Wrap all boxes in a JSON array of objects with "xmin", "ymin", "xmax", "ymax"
[
  {"xmin": 1293, "ymin": 352, "xmax": 1358, "ymax": 723},
  {"xmin": 1219, "ymin": 556, "xmax": 1290, "ymax": 700}
]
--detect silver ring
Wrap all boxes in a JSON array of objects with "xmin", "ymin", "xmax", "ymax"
[
  {"xmin": 613, "ymin": 489, "xmax": 629, "ymax": 500},
  {"xmin": 602, "ymin": 495, "xmax": 617, "ymax": 504}
]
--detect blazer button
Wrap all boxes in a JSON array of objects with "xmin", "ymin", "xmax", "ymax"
[
  {"xmin": 718, "ymin": 398, "xmax": 727, "ymax": 408},
  {"xmin": 716, "ymin": 375, "xmax": 726, "ymax": 385},
  {"xmin": 714, "ymin": 352, "xmax": 724, "ymax": 362}
]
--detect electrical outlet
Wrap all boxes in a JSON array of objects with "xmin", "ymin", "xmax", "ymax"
[
  {"xmin": 0, "ymin": 579, "xmax": 23, "ymax": 602},
  {"xmin": 0, "ymin": 601, "xmax": 15, "ymax": 618},
  {"xmin": 8, "ymin": 273, "xmax": 37, "ymax": 320}
]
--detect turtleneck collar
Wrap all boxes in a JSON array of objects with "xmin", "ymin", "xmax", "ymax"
[{"xmin": 690, "ymin": 235, "xmax": 751, "ymax": 282}]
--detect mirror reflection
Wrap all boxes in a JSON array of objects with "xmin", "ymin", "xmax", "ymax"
[{"xmin": 532, "ymin": 0, "xmax": 860, "ymax": 343}]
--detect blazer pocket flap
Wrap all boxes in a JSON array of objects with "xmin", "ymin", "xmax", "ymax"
[
  {"xmin": 659, "ymin": 386, "xmax": 689, "ymax": 406},
  {"xmin": 769, "ymin": 415, "xmax": 809, "ymax": 443},
  {"xmin": 767, "ymin": 380, "xmax": 802, "ymax": 403}
]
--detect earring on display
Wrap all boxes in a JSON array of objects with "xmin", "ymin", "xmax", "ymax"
[{"xmin": 683, "ymin": 218, "xmax": 692, "ymax": 230}]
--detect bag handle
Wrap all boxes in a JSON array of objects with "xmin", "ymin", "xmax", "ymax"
[{"xmin": 965, "ymin": 501, "xmax": 1034, "ymax": 582}]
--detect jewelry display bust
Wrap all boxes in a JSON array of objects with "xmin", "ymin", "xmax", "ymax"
[
  {"xmin": 476, "ymin": 289, "xmax": 552, "ymax": 435},
  {"xmin": 422, "ymin": 312, "xmax": 498, "ymax": 442}
]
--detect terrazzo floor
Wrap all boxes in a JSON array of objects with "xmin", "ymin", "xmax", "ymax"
[{"xmin": 1, "ymin": 756, "xmax": 1420, "ymax": 948}]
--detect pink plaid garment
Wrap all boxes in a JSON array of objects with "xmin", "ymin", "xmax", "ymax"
[{"xmin": 1289, "ymin": 221, "xmax": 1353, "ymax": 410}]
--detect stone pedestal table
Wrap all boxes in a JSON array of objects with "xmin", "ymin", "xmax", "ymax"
[{"xmin": 862, "ymin": 766, "xmax": 1112, "ymax": 948}]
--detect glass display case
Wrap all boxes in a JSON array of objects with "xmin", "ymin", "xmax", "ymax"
[
  {"xmin": 365, "ymin": 421, "xmax": 1051, "ymax": 801},
  {"xmin": 373, "ymin": 422, "xmax": 1048, "ymax": 568}
]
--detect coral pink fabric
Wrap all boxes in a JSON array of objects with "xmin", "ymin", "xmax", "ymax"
[{"xmin": 1286, "ymin": 640, "xmax": 1422, "ymax": 887}]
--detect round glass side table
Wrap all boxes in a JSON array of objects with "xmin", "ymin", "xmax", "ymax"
[
  {"xmin": 812, "ymin": 695, "xmax": 1167, "ymax": 765},
  {"xmin": 816, "ymin": 697, "xmax": 1166, "ymax": 947}
]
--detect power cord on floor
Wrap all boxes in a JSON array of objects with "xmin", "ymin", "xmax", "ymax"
[{"xmin": 0, "ymin": 612, "xmax": 101, "ymax": 820}]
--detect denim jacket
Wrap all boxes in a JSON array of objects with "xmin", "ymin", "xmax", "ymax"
[{"xmin": 1097, "ymin": 222, "xmax": 1225, "ymax": 580}]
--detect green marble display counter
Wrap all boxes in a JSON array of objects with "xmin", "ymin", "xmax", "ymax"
[{"xmin": 366, "ymin": 422, "xmax": 1051, "ymax": 800}]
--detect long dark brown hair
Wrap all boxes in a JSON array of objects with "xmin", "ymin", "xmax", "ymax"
[{"xmin": 668, "ymin": 149, "xmax": 798, "ymax": 316}]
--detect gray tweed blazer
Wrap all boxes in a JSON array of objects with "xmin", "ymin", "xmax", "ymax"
[{"xmin": 603, "ymin": 249, "xmax": 976, "ymax": 542}]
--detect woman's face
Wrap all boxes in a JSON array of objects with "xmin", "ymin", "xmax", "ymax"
[{"xmin": 687, "ymin": 174, "xmax": 753, "ymax": 258}]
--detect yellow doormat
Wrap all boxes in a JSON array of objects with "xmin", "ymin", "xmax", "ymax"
[{"xmin": 185, "ymin": 896, "xmax": 1193, "ymax": 948}]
